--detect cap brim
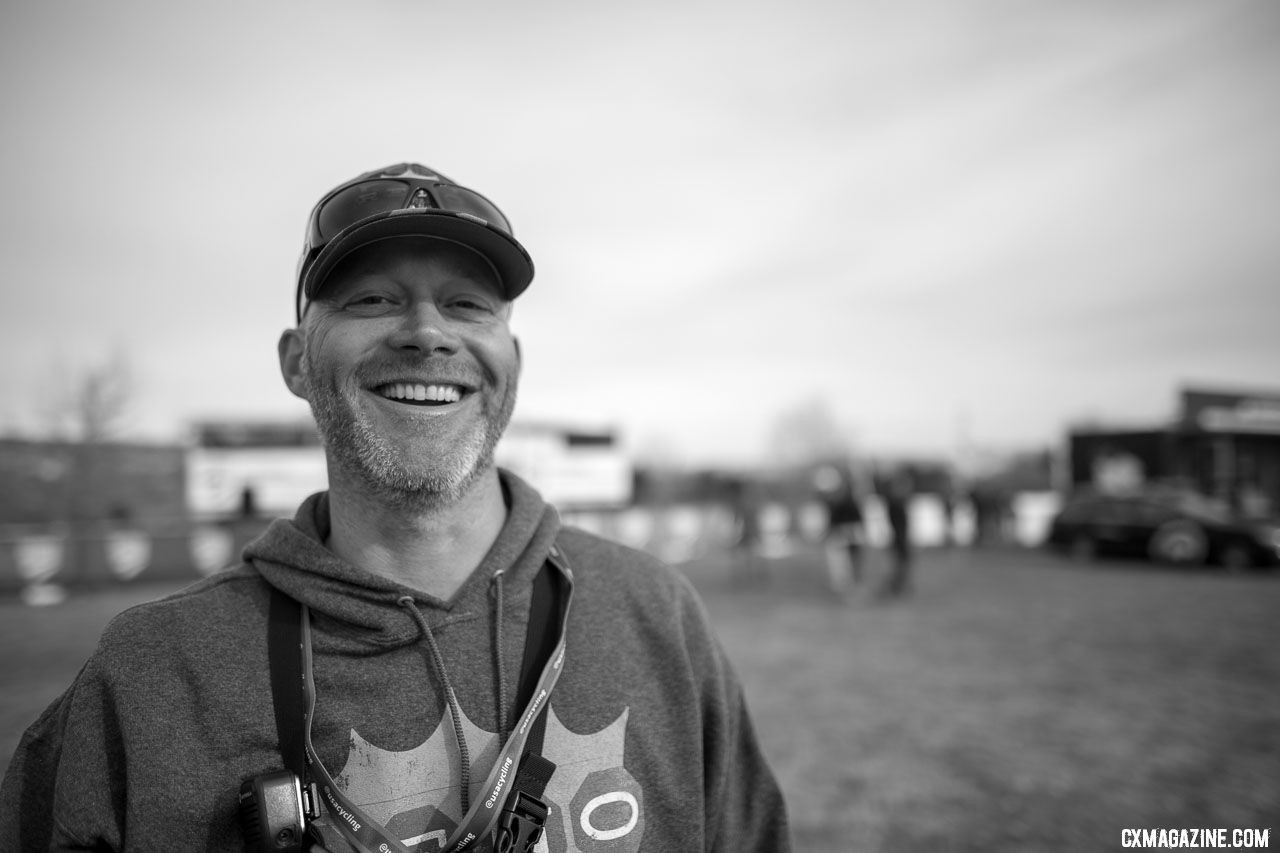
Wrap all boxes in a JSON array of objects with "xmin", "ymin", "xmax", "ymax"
[{"xmin": 303, "ymin": 210, "xmax": 534, "ymax": 304}]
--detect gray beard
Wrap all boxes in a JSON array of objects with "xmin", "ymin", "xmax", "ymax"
[{"xmin": 303, "ymin": 355, "xmax": 516, "ymax": 511}]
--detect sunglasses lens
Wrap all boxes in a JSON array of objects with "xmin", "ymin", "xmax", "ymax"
[
  {"xmin": 433, "ymin": 185, "xmax": 512, "ymax": 234},
  {"xmin": 315, "ymin": 180, "xmax": 410, "ymax": 241}
]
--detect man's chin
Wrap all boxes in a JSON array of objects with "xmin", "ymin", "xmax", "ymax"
[
  {"xmin": 308, "ymin": 384, "xmax": 514, "ymax": 507},
  {"xmin": 341, "ymin": 441, "xmax": 497, "ymax": 506}
]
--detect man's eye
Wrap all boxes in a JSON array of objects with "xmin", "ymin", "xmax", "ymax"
[
  {"xmin": 451, "ymin": 298, "xmax": 494, "ymax": 313},
  {"xmin": 346, "ymin": 294, "xmax": 393, "ymax": 307}
]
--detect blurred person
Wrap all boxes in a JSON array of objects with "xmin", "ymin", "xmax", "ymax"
[
  {"xmin": 938, "ymin": 479, "xmax": 957, "ymax": 547},
  {"xmin": 813, "ymin": 463, "xmax": 865, "ymax": 598},
  {"xmin": 1, "ymin": 163, "xmax": 790, "ymax": 852},
  {"xmin": 969, "ymin": 483, "xmax": 1007, "ymax": 547},
  {"xmin": 968, "ymin": 483, "xmax": 987, "ymax": 545},
  {"xmin": 881, "ymin": 467, "xmax": 915, "ymax": 598},
  {"xmin": 727, "ymin": 475, "xmax": 765, "ymax": 583}
]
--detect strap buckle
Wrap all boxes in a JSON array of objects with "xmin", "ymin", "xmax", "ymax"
[{"xmin": 495, "ymin": 790, "xmax": 549, "ymax": 853}]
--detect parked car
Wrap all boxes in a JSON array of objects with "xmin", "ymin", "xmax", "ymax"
[{"xmin": 1045, "ymin": 488, "xmax": 1280, "ymax": 570}]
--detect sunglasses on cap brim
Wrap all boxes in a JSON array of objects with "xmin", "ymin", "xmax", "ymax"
[
  {"xmin": 310, "ymin": 178, "xmax": 513, "ymax": 246},
  {"xmin": 295, "ymin": 174, "xmax": 518, "ymax": 319}
]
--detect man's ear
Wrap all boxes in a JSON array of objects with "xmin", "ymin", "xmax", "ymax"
[
  {"xmin": 513, "ymin": 336, "xmax": 523, "ymax": 376},
  {"xmin": 278, "ymin": 328, "xmax": 310, "ymax": 401}
]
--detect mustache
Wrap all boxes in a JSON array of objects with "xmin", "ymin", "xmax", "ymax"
[{"xmin": 353, "ymin": 356, "xmax": 486, "ymax": 388}]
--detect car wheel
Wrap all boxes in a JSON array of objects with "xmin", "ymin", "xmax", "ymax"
[
  {"xmin": 1068, "ymin": 534, "xmax": 1095, "ymax": 562},
  {"xmin": 1219, "ymin": 544, "xmax": 1253, "ymax": 573},
  {"xmin": 1148, "ymin": 520, "xmax": 1208, "ymax": 565}
]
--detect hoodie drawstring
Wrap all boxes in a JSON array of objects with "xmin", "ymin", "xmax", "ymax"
[
  {"xmin": 397, "ymin": 595, "xmax": 474, "ymax": 814},
  {"xmin": 396, "ymin": 577, "xmax": 510, "ymax": 818},
  {"xmin": 491, "ymin": 570, "xmax": 508, "ymax": 747}
]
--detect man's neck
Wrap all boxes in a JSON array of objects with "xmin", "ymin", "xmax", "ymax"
[{"xmin": 324, "ymin": 469, "xmax": 508, "ymax": 601}]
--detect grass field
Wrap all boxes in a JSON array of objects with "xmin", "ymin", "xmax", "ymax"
[
  {"xmin": 3, "ymin": 546, "xmax": 1278, "ymax": 851},
  {"xmin": 687, "ymin": 545, "xmax": 1280, "ymax": 851}
]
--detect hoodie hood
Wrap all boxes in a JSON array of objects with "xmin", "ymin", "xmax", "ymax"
[{"xmin": 243, "ymin": 469, "xmax": 560, "ymax": 649}]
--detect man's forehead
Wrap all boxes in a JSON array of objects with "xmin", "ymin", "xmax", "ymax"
[{"xmin": 321, "ymin": 236, "xmax": 505, "ymax": 294}]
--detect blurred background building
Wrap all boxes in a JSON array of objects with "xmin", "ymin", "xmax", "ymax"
[{"xmin": 1070, "ymin": 386, "xmax": 1280, "ymax": 517}]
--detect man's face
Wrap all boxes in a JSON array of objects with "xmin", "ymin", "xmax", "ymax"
[{"xmin": 279, "ymin": 237, "xmax": 520, "ymax": 506}]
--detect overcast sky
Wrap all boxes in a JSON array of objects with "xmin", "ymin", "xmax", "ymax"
[{"xmin": 2, "ymin": 0, "xmax": 1277, "ymax": 467}]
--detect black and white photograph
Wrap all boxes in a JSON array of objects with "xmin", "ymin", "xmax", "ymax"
[{"xmin": 2, "ymin": 1, "xmax": 1278, "ymax": 850}]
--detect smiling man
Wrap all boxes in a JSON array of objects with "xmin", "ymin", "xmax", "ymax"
[{"xmin": 2, "ymin": 163, "xmax": 791, "ymax": 852}]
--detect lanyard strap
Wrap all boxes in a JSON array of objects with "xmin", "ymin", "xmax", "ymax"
[
  {"xmin": 267, "ymin": 586, "xmax": 308, "ymax": 779},
  {"xmin": 513, "ymin": 548, "xmax": 564, "ymax": 760},
  {"xmin": 267, "ymin": 552, "xmax": 573, "ymax": 853}
]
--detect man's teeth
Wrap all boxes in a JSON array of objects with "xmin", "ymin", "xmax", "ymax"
[{"xmin": 379, "ymin": 383, "xmax": 463, "ymax": 403}]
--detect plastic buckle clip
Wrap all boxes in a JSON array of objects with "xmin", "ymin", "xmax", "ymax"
[{"xmin": 495, "ymin": 791, "xmax": 549, "ymax": 853}]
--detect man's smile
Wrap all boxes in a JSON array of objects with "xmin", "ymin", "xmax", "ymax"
[
  {"xmin": 371, "ymin": 379, "xmax": 481, "ymax": 409},
  {"xmin": 372, "ymin": 381, "xmax": 469, "ymax": 407}
]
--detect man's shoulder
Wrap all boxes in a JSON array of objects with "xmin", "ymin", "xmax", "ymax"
[
  {"xmin": 554, "ymin": 524, "xmax": 697, "ymax": 601},
  {"xmin": 554, "ymin": 524, "xmax": 665, "ymax": 572},
  {"xmin": 96, "ymin": 564, "xmax": 268, "ymax": 652}
]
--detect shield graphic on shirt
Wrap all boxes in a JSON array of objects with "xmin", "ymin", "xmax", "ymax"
[
  {"xmin": 540, "ymin": 707, "xmax": 643, "ymax": 853},
  {"xmin": 334, "ymin": 705, "xmax": 642, "ymax": 853}
]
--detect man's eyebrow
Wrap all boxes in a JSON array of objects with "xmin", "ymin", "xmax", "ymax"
[{"xmin": 333, "ymin": 264, "xmax": 387, "ymax": 282}]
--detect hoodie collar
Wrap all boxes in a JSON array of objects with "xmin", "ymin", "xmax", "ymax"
[{"xmin": 243, "ymin": 469, "xmax": 560, "ymax": 647}]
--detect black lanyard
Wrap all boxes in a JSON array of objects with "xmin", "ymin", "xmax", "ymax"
[{"xmin": 266, "ymin": 548, "xmax": 573, "ymax": 852}]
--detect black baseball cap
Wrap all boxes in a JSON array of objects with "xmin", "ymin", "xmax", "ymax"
[{"xmin": 294, "ymin": 163, "xmax": 534, "ymax": 321}]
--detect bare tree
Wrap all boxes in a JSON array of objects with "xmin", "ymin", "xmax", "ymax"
[
  {"xmin": 39, "ymin": 349, "xmax": 134, "ymax": 442},
  {"xmin": 37, "ymin": 350, "xmax": 138, "ymax": 581},
  {"xmin": 76, "ymin": 354, "xmax": 133, "ymax": 442}
]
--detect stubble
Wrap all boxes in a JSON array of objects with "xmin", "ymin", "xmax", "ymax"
[{"xmin": 302, "ymin": 345, "xmax": 517, "ymax": 510}]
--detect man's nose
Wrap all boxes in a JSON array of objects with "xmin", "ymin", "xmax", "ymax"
[{"xmin": 387, "ymin": 301, "xmax": 460, "ymax": 354}]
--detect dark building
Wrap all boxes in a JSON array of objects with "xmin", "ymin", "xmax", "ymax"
[
  {"xmin": 1068, "ymin": 386, "xmax": 1280, "ymax": 517},
  {"xmin": 0, "ymin": 438, "xmax": 195, "ymax": 587},
  {"xmin": 0, "ymin": 438, "xmax": 186, "ymax": 527}
]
